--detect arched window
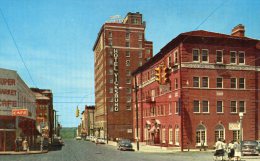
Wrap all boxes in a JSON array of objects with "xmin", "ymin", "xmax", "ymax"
[
  {"xmin": 215, "ymin": 124, "xmax": 225, "ymax": 142},
  {"xmin": 196, "ymin": 124, "xmax": 206, "ymax": 145}
]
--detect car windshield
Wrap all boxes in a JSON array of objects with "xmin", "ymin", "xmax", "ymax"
[
  {"xmin": 121, "ymin": 140, "xmax": 131, "ymax": 144},
  {"xmin": 242, "ymin": 141, "xmax": 258, "ymax": 145}
]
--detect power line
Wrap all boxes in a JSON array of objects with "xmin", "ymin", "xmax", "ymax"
[{"xmin": 0, "ymin": 8, "xmax": 37, "ymax": 87}]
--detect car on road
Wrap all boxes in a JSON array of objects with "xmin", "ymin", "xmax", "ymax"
[
  {"xmin": 241, "ymin": 140, "xmax": 259, "ymax": 156},
  {"xmin": 75, "ymin": 136, "xmax": 82, "ymax": 140},
  {"xmin": 117, "ymin": 139, "xmax": 134, "ymax": 151},
  {"xmin": 96, "ymin": 138, "xmax": 106, "ymax": 144}
]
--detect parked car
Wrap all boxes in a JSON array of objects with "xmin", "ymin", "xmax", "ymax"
[
  {"xmin": 96, "ymin": 138, "xmax": 106, "ymax": 144},
  {"xmin": 256, "ymin": 140, "xmax": 260, "ymax": 152},
  {"xmin": 241, "ymin": 140, "xmax": 259, "ymax": 156},
  {"xmin": 52, "ymin": 137, "xmax": 64, "ymax": 146},
  {"xmin": 117, "ymin": 139, "xmax": 134, "ymax": 151},
  {"xmin": 85, "ymin": 136, "xmax": 91, "ymax": 141},
  {"xmin": 75, "ymin": 136, "xmax": 82, "ymax": 140}
]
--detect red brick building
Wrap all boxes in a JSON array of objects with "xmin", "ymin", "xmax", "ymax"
[
  {"xmin": 132, "ymin": 24, "xmax": 260, "ymax": 150},
  {"xmin": 31, "ymin": 88, "xmax": 54, "ymax": 140},
  {"xmin": 93, "ymin": 12, "xmax": 153, "ymax": 140}
]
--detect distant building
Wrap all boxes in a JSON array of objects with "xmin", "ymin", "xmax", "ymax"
[
  {"xmin": 0, "ymin": 68, "xmax": 37, "ymax": 151},
  {"xmin": 85, "ymin": 105, "xmax": 95, "ymax": 136},
  {"xmin": 31, "ymin": 88, "xmax": 54, "ymax": 140},
  {"xmin": 93, "ymin": 12, "xmax": 153, "ymax": 141},
  {"xmin": 132, "ymin": 24, "xmax": 260, "ymax": 149}
]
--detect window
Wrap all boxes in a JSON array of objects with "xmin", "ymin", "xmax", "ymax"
[
  {"xmin": 216, "ymin": 50, "xmax": 223, "ymax": 63},
  {"xmin": 126, "ymin": 78, "xmax": 131, "ymax": 84},
  {"xmin": 110, "ymin": 106, "xmax": 114, "ymax": 112},
  {"xmin": 109, "ymin": 78, "xmax": 113, "ymax": 84},
  {"xmin": 217, "ymin": 101, "xmax": 223, "ymax": 113},
  {"xmin": 239, "ymin": 101, "xmax": 245, "ymax": 113},
  {"xmin": 138, "ymin": 51, "xmax": 142, "ymax": 58},
  {"xmin": 233, "ymin": 130, "xmax": 240, "ymax": 142},
  {"xmin": 216, "ymin": 78, "xmax": 223, "ymax": 88},
  {"xmin": 193, "ymin": 77, "xmax": 200, "ymax": 87},
  {"xmin": 126, "ymin": 32, "xmax": 130, "ymax": 39},
  {"xmin": 108, "ymin": 39, "xmax": 113, "ymax": 46},
  {"xmin": 202, "ymin": 100, "xmax": 209, "ymax": 113},
  {"xmin": 215, "ymin": 124, "xmax": 224, "ymax": 142},
  {"xmin": 169, "ymin": 129, "xmax": 173, "ymax": 144},
  {"xmin": 126, "ymin": 51, "xmax": 130, "ymax": 57},
  {"xmin": 109, "ymin": 97, "xmax": 113, "ymax": 102},
  {"xmin": 109, "ymin": 88, "xmax": 113, "ymax": 93},
  {"xmin": 239, "ymin": 78, "xmax": 245, "ymax": 89},
  {"xmin": 126, "ymin": 41, "xmax": 130, "ymax": 47},
  {"xmin": 175, "ymin": 101, "xmax": 179, "ymax": 114},
  {"xmin": 169, "ymin": 103, "xmax": 172, "ymax": 115},
  {"xmin": 139, "ymin": 61, "xmax": 142, "ymax": 67},
  {"xmin": 193, "ymin": 100, "xmax": 200, "ymax": 113},
  {"xmin": 108, "ymin": 69, "xmax": 113, "ymax": 75},
  {"xmin": 139, "ymin": 42, "xmax": 142, "ymax": 48},
  {"xmin": 230, "ymin": 101, "xmax": 237, "ymax": 113},
  {"xmin": 202, "ymin": 77, "xmax": 208, "ymax": 88},
  {"xmin": 126, "ymin": 70, "xmax": 131, "ymax": 76},
  {"xmin": 230, "ymin": 51, "xmax": 236, "ymax": 64},
  {"xmin": 238, "ymin": 52, "xmax": 245, "ymax": 64},
  {"xmin": 126, "ymin": 60, "xmax": 130, "ymax": 66},
  {"xmin": 201, "ymin": 49, "xmax": 208, "ymax": 62},
  {"xmin": 108, "ymin": 31, "xmax": 112, "ymax": 38},
  {"xmin": 162, "ymin": 128, "xmax": 166, "ymax": 143},
  {"xmin": 138, "ymin": 32, "xmax": 142, "ymax": 39},
  {"xmin": 174, "ymin": 51, "xmax": 178, "ymax": 64},
  {"xmin": 109, "ymin": 58, "xmax": 113, "ymax": 65},
  {"xmin": 168, "ymin": 56, "xmax": 172, "ymax": 67},
  {"xmin": 231, "ymin": 78, "xmax": 237, "ymax": 88},
  {"xmin": 193, "ymin": 49, "xmax": 199, "ymax": 62},
  {"xmin": 175, "ymin": 127, "xmax": 180, "ymax": 145},
  {"xmin": 175, "ymin": 79, "xmax": 178, "ymax": 89},
  {"xmin": 196, "ymin": 124, "xmax": 206, "ymax": 145},
  {"xmin": 126, "ymin": 97, "xmax": 131, "ymax": 103},
  {"xmin": 126, "ymin": 103, "xmax": 131, "ymax": 110},
  {"xmin": 126, "ymin": 88, "xmax": 131, "ymax": 94}
]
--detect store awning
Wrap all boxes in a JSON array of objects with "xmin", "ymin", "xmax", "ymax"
[
  {"xmin": 146, "ymin": 120, "xmax": 151, "ymax": 125},
  {"xmin": 155, "ymin": 119, "xmax": 161, "ymax": 124}
]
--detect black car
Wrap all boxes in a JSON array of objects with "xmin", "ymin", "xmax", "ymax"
[
  {"xmin": 241, "ymin": 140, "xmax": 259, "ymax": 156},
  {"xmin": 117, "ymin": 139, "xmax": 134, "ymax": 151}
]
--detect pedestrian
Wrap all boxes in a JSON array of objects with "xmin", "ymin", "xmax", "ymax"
[
  {"xmin": 214, "ymin": 138, "xmax": 225, "ymax": 159},
  {"xmin": 228, "ymin": 140, "xmax": 235, "ymax": 161},
  {"xmin": 233, "ymin": 141, "xmax": 241, "ymax": 161},
  {"xmin": 22, "ymin": 138, "xmax": 28, "ymax": 151},
  {"xmin": 15, "ymin": 137, "xmax": 19, "ymax": 152}
]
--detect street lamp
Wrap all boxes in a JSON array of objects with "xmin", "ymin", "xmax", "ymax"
[
  {"xmin": 239, "ymin": 112, "xmax": 243, "ymax": 152},
  {"xmin": 134, "ymin": 76, "xmax": 140, "ymax": 151}
]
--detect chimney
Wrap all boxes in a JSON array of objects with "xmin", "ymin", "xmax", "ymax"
[{"xmin": 231, "ymin": 24, "xmax": 245, "ymax": 37}]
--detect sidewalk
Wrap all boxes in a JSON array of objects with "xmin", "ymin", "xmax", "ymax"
[{"xmin": 0, "ymin": 150, "xmax": 48, "ymax": 155}]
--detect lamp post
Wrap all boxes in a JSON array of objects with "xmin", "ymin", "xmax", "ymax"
[
  {"xmin": 134, "ymin": 76, "xmax": 140, "ymax": 151},
  {"xmin": 239, "ymin": 112, "xmax": 243, "ymax": 152}
]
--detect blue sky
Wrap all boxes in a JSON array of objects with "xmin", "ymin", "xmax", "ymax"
[{"xmin": 0, "ymin": 0, "xmax": 259, "ymax": 127}]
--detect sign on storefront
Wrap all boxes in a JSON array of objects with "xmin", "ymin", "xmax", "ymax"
[
  {"xmin": 11, "ymin": 109, "xmax": 28, "ymax": 116},
  {"xmin": 228, "ymin": 122, "xmax": 240, "ymax": 130}
]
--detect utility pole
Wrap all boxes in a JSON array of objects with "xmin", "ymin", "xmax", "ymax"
[{"xmin": 135, "ymin": 76, "xmax": 139, "ymax": 151}]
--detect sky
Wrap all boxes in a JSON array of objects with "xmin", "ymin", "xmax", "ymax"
[{"xmin": 0, "ymin": 0, "xmax": 260, "ymax": 127}]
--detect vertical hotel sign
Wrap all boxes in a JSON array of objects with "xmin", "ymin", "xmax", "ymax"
[{"xmin": 113, "ymin": 48, "xmax": 119, "ymax": 111}]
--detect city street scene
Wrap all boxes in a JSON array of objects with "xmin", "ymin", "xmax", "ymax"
[{"xmin": 0, "ymin": 0, "xmax": 260, "ymax": 161}]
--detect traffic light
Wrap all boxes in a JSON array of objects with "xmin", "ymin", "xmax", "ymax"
[
  {"xmin": 154, "ymin": 66, "xmax": 161, "ymax": 84},
  {"xmin": 161, "ymin": 66, "xmax": 171, "ymax": 84},
  {"xmin": 76, "ymin": 106, "xmax": 79, "ymax": 117}
]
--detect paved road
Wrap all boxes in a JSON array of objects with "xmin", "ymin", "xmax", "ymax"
[{"xmin": 0, "ymin": 139, "xmax": 259, "ymax": 161}]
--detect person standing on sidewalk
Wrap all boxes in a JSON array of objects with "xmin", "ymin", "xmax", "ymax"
[
  {"xmin": 22, "ymin": 138, "xmax": 28, "ymax": 151},
  {"xmin": 15, "ymin": 137, "xmax": 20, "ymax": 152},
  {"xmin": 233, "ymin": 141, "xmax": 241, "ymax": 161}
]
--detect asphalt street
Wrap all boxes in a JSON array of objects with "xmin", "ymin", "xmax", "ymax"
[{"xmin": 0, "ymin": 139, "xmax": 259, "ymax": 161}]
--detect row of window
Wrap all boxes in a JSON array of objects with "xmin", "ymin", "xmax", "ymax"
[
  {"xmin": 193, "ymin": 49, "xmax": 245, "ymax": 64},
  {"xmin": 193, "ymin": 77, "xmax": 245, "ymax": 89},
  {"xmin": 143, "ymin": 102, "xmax": 179, "ymax": 117},
  {"xmin": 108, "ymin": 39, "xmax": 143, "ymax": 48},
  {"xmin": 108, "ymin": 31, "xmax": 143, "ymax": 40},
  {"xmin": 193, "ymin": 100, "xmax": 245, "ymax": 113}
]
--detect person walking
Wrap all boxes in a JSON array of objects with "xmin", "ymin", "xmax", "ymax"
[
  {"xmin": 214, "ymin": 138, "xmax": 225, "ymax": 160},
  {"xmin": 233, "ymin": 141, "xmax": 241, "ymax": 161},
  {"xmin": 15, "ymin": 137, "xmax": 19, "ymax": 152},
  {"xmin": 228, "ymin": 140, "xmax": 235, "ymax": 161}
]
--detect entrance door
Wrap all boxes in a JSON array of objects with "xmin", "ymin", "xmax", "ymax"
[
  {"xmin": 154, "ymin": 129, "xmax": 160, "ymax": 144},
  {"xmin": 0, "ymin": 131, "xmax": 15, "ymax": 151},
  {"xmin": 0, "ymin": 132, "xmax": 4, "ymax": 151}
]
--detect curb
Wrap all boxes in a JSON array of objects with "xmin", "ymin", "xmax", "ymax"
[{"xmin": 0, "ymin": 150, "xmax": 48, "ymax": 155}]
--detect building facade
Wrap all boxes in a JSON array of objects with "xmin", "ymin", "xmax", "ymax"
[
  {"xmin": 93, "ymin": 12, "xmax": 153, "ymax": 140},
  {"xmin": 0, "ymin": 68, "xmax": 37, "ymax": 151},
  {"xmin": 31, "ymin": 88, "xmax": 54, "ymax": 140},
  {"xmin": 132, "ymin": 25, "xmax": 260, "ymax": 150}
]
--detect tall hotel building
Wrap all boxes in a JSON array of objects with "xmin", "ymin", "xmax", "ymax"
[{"xmin": 93, "ymin": 12, "xmax": 153, "ymax": 140}]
